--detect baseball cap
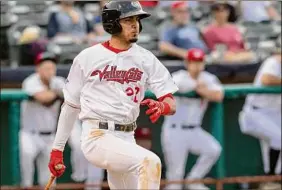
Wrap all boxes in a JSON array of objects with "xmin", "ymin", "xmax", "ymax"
[
  {"xmin": 170, "ymin": 1, "xmax": 187, "ymax": 9},
  {"xmin": 186, "ymin": 48, "xmax": 205, "ymax": 62},
  {"xmin": 35, "ymin": 52, "xmax": 57, "ymax": 65}
]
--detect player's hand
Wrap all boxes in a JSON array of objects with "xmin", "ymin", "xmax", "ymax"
[
  {"xmin": 141, "ymin": 99, "xmax": 170, "ymax": 123},
  {"xmin": 48, "ymin": 149, "xmax": 66, "ymax": 177},
  {"xmin": 195, "ymin": 81, "xmax": 207, "ymax": 94}
]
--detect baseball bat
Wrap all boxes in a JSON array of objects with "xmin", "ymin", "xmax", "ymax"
[
  {"xmin": 44, "ymin": 164, "xmax": 64, "ymax": 190},
  {"xmin": 44, "ymin": 175, "xmax": 55, "ymax": 190}
]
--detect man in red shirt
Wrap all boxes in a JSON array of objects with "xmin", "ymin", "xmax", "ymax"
[{"xmin": 203, "ymin": 3, "xmax": 255, "ymax": 63}]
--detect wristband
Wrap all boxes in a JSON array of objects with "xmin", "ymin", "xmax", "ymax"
[{"xmin": 161, "ymin": 102, "xmax": 171, "ymax": 115}]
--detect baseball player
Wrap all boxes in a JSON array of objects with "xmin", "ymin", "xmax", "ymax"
[
  {"xmin": 161, "ymin": 49, "xmax": 223, "ymax": 190},
  {"xmin": 69, "ymin": 119, "xmax": 104, "ymax": 190},
  {"xmin": 20, "ymin": 52, "xmax": 65, "ymax": 187},
  {"xmin": 48, "ymin": 1, "xmax": 178, "ymax": 189},
  {"xmin": 239, "ymin": 43, "xmax": 281, "ymax": 178}
]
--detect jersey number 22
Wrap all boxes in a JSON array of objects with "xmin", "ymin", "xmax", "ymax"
[{"xmin": 126, "ymin": 87, "xmax": 140, "ymax": 103}]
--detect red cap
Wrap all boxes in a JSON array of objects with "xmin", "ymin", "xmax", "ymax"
[
  {"xmin": 35, "ymin": 52, "xmax": 57, "ymax": 65},
  {"xmin": 171, "ymin": 1, "xmax": 187, "ymax": 9},
  {"xmin": 186, "ymin": 48, "xmax": 205, "ymax": 62}
]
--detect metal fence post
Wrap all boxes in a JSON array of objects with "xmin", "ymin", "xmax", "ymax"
[
  {"xmin": 8, "ymin": 101, "xmax": 20, "ymax": 185},
  {"xmin": 210, "ymin": 102, "xmax": 225, "ymax": 179}
]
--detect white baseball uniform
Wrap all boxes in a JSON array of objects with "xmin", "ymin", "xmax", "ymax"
[
  {"xmin": 239, "ymin": 56, "xmax": 281, "ymax": 174},
  {"xmin": 69, "ymin": 119, "xmax": 104, "ymax": 190},
  {"xmin": 57, "ymin": 42, "xmax": 178, "ymax": 189},
  {"xmin": 20, "ymin": 73, "xmax": 65, "ymax": 187},
  {"xmin": 161, "ymin": 70, "xmax": 222, "ymax": 190}
]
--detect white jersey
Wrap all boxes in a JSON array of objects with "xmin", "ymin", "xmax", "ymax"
[
  {"xmin": 21, "ymin": 73, "xmax": 65, "ymax": 132},
  {"xmin": 164, "ymin": 70, "xmax": 223, "ymax": 126},
  {"xmin": 64, "ymin": 43, "xmax": 178, "ymax": 124},
  {"xmin": 245, "ymin": 56, "xmax": 281, "ymax": 110}
]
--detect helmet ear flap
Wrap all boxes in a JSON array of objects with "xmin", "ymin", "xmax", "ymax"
[
  {"xmin": 139, "ymin": 20, "xmax": 143, "ymax": 33},
  {"xmin": 112, "ymin": 20, "xmax": 122, "ymax": 34},
  {"xmin": 102, "ymin": 9, "xmax": 122, "ymax": 34}
]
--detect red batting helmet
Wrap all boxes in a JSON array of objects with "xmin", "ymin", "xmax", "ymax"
[{"xmin": 186, "ymin": 48, "xmax": 205, "ymax": 62}]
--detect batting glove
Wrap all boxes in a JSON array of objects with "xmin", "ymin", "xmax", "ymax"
[
  {"xmin": 48, "ymin": 149, "xmax": 66, "ymax": 177},
  {"xmin": 141, "ymin": 99, "xmax": 171, "ymax": 123}
]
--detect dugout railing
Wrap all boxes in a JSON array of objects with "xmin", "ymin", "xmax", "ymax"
[{"xmin": 0, "ymin": 85, "xmax": 281, "ymax": 189}]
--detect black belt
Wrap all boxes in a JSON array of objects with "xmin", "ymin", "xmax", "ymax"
[
  {"xmin": 252, "ymin": 105, "xmax": 260, "ymax": 110},
  {"xmin": 171, "ymin": 124, "xmax": 198, "ymax": 129},
  {"xmin": 99, "ymin": 122, "xmax": 136, "ymax": 132},
  {"xmin": 29, "ymin": 131, "xmax": 54, "ymax": 135}
]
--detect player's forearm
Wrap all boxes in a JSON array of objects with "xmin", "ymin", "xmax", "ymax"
[
  {"xmin": 33, "ymin": 90, "xmax": 59, "ymax": 105},
  {"xmin": 261, "ymin": 74, "xmax": 281, "ymax": 86},
  {"xmin": 159, "ymin": 42, "xmax": 187, "ymax": 59},
  {"xmin": 198, "ymin": 89, "xmax": 224, "ymax": 102},
  {"xmin": 162, "ymin": 97, "xmax": 176, "ymax": 115},
  {"xmin": 52, "ymin": 102, "xmax": 80, "ymax": 151}
]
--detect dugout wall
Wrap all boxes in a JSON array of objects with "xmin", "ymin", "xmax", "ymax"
[{"xmin": 1, "ymin": 85, "xmax": 281, "ymax": 189}]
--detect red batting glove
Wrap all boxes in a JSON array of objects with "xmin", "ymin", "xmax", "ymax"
[
  {"xmin": 48, "ymin": 149, "xmax": 66, "ymax": 177},
  {"xmin": 141, "ymin": 99, "xmax": 171, "ymax": 123}
]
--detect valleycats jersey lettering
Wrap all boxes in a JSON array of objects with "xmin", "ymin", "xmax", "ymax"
[{"xmin": 91, "ymin": 65, "xmax": 144, "ymax": 84}]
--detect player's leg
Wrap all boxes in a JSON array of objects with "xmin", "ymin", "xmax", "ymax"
[
  {"xmin": 81, "ymin": 121, "xmax": 161, "ymax": 189},
  {"xmin": 107, "ymin": 169, "xmax": 146, "ymax": 190},
  {"xmin": 239, "ymin": 109, "xmax": 281, "ymax": 151},
  {"xmin": 19, "ymin": 130, "xmax": 39, "ymax": 187},
  {"xmin": 260, "ymin": 140, "xmax": 270, "ymax": 174},
  {"xmin": 271, "ymin": 111, "xmax": 281, "ymax": 175},
  {"xmin": 239, "ymin": 109, "xmax": 281, "ymax": 175},
  {"xmin": 186, "ymin": 127, "xmax": 222, "ymax": 190},
  {"xmin": 36, "ymin": 135, "xmax": 55, "ymax": 187},
  {"xmin": 275, "ymin": 153, "xmax": 281, "ymax": 175},
  {"xmin": 69, "ymin": 121, "xmax": 87, "ymax": 182},
  {"xmin": 82, "ymin": 135, "xmax": 161, "ymax": 189},
  {"xmin": 161, "ymin": 123, "xmax": 188, "ymax": 190},
  {"xmin": 85, "ymin": 163, "xmax": 104, "ymax": 190}
]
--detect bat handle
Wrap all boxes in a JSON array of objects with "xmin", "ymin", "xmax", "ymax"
[{"xmin": 45, "ymin": 175, "xmax": 56, "ymax": 190}]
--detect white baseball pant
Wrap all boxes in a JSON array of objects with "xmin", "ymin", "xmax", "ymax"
[
  {"xmin": 161, "ymin": 123, "xmax": 221, "ymax": 190},
  {"xmin": 19, "ymin": 130, "xmax": 54, "ymax": 187},
  {"xmin": 69, "ymin": 121, "xmax": 104, "ymax": 190},
  {"xmin": 80, "ymin": 120, "xmax": 162, "ymax": 190},
  {"xmin": 260, "ymin": 139, "xmax": 281, "ymax": 174},
  {"xmin": 239, "ymin": 106, "xmax": 281, "ymax": 151}
]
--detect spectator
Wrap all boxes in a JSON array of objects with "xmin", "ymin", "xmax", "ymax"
[
  {"xmin": 159, "ymin": 1, "xmax": 208, "ymax": 59},
  {"xmin": 203, "ymin": 2, "xmax": 255, "ymax": 63},
  {"xmin": 20, "ymin": 52, "xmax": 65, "ymax": 188},
  {"xmin": 18, "ymin": 26, "xmax": 48, "ymax": 66},
  {"xmin": 238, "ymin": 1, "xmax": 281, "ymax": 23},
  {"xmin": 47, "ymin": 1, "xmax": 93, "ymax": 43}
]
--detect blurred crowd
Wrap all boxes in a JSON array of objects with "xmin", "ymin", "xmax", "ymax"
[{"xmin": 0, "ymin": 0, "xmax": 281, "ymax": 67}]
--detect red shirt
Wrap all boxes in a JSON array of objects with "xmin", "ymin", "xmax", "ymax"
[
  {"xmin": 139, "ymin": 1, "xmax": 158, "ymax": 7},
  {"xmin": 203, "ymin": 24, "xmax": 245, "ymax": 52}
]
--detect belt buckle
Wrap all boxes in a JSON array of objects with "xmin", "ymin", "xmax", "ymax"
[
  {"xmin": 123, "ymin": 124, "xmax": 132, "ymax": 132},
  {"xmin": 121, "ymin": 125, "xmax": 126, "ymax": 132}
]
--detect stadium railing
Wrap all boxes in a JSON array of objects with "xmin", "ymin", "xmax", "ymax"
[{"xmin": 0, "ymin": 84, "xmax": 281, "ymax": 188}]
